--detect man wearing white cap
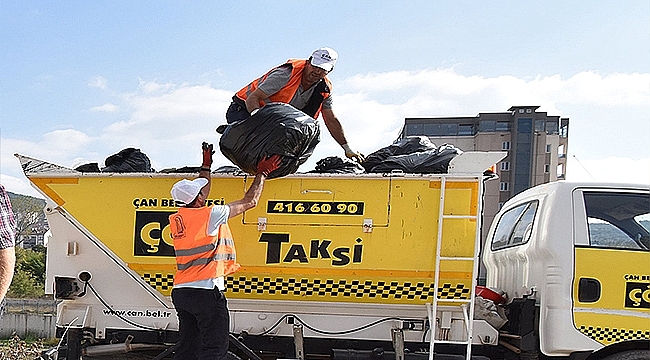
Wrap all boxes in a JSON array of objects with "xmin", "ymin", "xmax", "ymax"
[
  {"xmin": 226, "ymin": 47, "xmax": 364, "ymax": 163},
  {"xmin": 168, "ymin": 142, "xmax": 280, "ymax": 360}
]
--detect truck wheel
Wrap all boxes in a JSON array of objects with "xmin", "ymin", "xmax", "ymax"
[{"xmin": 601, "ymin": 350, "xmax": 650, "ymax": 360}]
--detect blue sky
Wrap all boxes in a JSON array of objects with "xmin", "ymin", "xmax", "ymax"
[{"xmin": 1, "ymin": 1, "xmax": 649, "ymax": 196}]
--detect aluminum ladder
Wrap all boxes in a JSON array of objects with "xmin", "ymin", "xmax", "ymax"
[{"xmin": 427, "ymin": 176, "xmax": 483, "ymax": 360}]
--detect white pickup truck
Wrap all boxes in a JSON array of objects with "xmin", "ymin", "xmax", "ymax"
[{"xmin": 483, "ymin": 181, "xmax": 649, "ymax": 360}]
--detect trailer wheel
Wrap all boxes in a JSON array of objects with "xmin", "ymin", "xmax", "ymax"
[{"xmin": 601, "ymin": 350, "xmax": 650, "ymax": 360}]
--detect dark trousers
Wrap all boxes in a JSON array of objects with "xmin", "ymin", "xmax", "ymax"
[
  {"xmin": 225, "ymin": 101, "xmax": 250, "ymax": 124},
  {"xmin": 171, "ymin": 287, "xmax": 229, "ymax": 360}
]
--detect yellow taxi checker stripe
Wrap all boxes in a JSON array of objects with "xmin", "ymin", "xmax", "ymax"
[
  {"xmin": 225, "ymin": 276, "xmax": 470, "ymax": 301},
  {"xmin": 578, "ymin": 325, "xmax": 650, "ymax": 344},
  {"xmin": 132, "ymin": 265, "xmax": 473, "ymax": 280},
  {"xmin": 140, "ymin": 273, "xmax": 472, "ymax": 301},
  {"xmin": 142, "ymin": 273, "xmax": 175, "ymax": 292}
]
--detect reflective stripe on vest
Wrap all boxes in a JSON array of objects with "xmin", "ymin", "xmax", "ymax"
[
  {"xmin": 234, "ymin": 59, "xmax": 331, "ymax": 119},
  {"xmin": 169, "ymin": 206, "xmax": 240, "ymax": 285}
]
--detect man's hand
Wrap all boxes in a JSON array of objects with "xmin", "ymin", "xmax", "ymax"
[
  {"xmin": 202, "ymin": 142, "xmax": 214, "ymax": 168},
  {"xmin": 256, "ymin": 155, "xmax": 282, "ymax": 177},
  {"xmin": 342, "ymin": 144, "xmax": 365, "ymax": 163}
]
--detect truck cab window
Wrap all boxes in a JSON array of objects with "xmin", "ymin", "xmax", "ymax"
[
  {"xmin": 491, "ymin": 201, "xmax": 538, "ymax": 250},
  {"xmin": 584, "ymin": 192, "xmax": 650, "ymax": 250}
]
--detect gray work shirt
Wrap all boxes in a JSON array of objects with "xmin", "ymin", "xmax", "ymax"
[{"xmin": 257, "ymin": 66, "xmax": 333, "ymax": 111}]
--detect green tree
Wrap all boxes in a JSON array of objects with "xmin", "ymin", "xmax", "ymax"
[
  {"xmin": 5, "ymin": 193, "xmax": 48, "ymax": 298},
  {"xmin": 7, "ymin": 247, "xmax": 46, "ymax": 298},
  {"xmin": 7, "ymin": 193, "xmax": 46, "ymax": 245}
]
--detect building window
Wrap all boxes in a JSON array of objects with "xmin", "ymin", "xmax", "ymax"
[
  {"xmin": 519, "ymin": 109, "xmax": 524, "ymax": 114},
  {"xmin": 405, "ymin": 124, "xmax": 423, "ymax": 136},
  {"xmin": 546, "ymin": 120, "xmax": 559, "ymax": 134},
  {"xmin": 501, "ymin": 161, "xmax": 510, "ymax": 171},
  {"xmin": 441, "ymin": 123, "xmax": 458, "ymax": 136},
  {"xmin": 535, "ymin": 120, "xmax": 545, "ymax": 132},
  {"xmin": 502, "ymin": 141, "xmax": 511, "ymax": 150},
  {"xmin": 558, "ymin": 144, "xmax": 565, "ymax": 158},
  {"xmin": 458, "ymin": 124, "xmax": 474, "ymax": 135},
  {"xmin": 495, "ymin": 121, "xmax": 510, "ymax": 132},
  {"xmin": 526, "ymin": 109, "xmax": 532, "ymax": 113},
  {"xmin": 479, "ymin": 120, "xmax": 496, "ymax": 132},
  {"xmin": 424, "ymin": 123, "xmax": 441, "ymax": 136},
  {"xmin": 560, "ymin": 123, "xmax": 569, "ymax": 138},
  {"xmin": 546, "ymin": 144, "xmax": 551, "ymax": 153},
  {"xmin": 500, "ymin": 182, "xmax": 509, "ymax": 191},
  {"xmin": 544, "ymin": 164, "xmax": 550, "ymax": 173}
]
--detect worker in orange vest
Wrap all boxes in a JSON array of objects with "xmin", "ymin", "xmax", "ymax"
[
  {"xmin": 226, "ymin": 47, "xmax": 364, "ymax": 163},
  {"xmin": 169, "ymin": 142, "xmax": 280, "ymax": 360}
]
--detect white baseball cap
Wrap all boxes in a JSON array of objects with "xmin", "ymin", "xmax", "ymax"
[
  {"xmin": 310, "ymin": 47, "xmax": 338, "ymax": 72},
  {"xmin": 171, "ymin": 178, "xmax": 208, "ymax": 205}
]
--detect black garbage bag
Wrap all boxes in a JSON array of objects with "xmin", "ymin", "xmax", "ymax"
[
  {"xmin": 367, "ymin": 142, "xmax": 462, "ymax": 174},
  {"xmin": 219, "ymin": 103, "xmax": 320, "ymax": 178},
  {"xmin": 158, "ymin": 165, "xmax": 244, "ymax": 174},
  {"xmin": 362, "ymin": 136, "xmax": 437, "ymax": 172},
  {"xmin": 158, "ymin": 166, "xmax": 202, "ymax": 173},
  {"xmin": 309, "ymin": 156, "xmax": 366, "ymax": 174},
  {"xmin": 214, "ymin": 165, "xmax": 245, "ymax": 174},
  {"xmin": 74, "ymin": 163, "xmax": 100, "ymax": 173},
  {"xmin": 102, "ymin": 148, "xmax": 153, "ymax": 173}
]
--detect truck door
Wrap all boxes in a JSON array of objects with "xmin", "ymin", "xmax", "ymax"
[{"xmin": 572, "ymin": 189, "xmax": 650, "ymax": 346}]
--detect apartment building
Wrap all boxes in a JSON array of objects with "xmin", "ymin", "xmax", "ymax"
[{"xmin": 400, "ymin": 105, "xmax": 569, "ymax": 265}]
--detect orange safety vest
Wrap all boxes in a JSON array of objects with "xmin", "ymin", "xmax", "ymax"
[
  {"xmin": 169, "ymin": 206, "xmax": 241, "ymax": 286},
  {"xmin": 234, "ymin": 59, "xmax": 332, "ymax": 119}
]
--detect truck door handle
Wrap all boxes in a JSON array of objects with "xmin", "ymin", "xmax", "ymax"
[
  {"xmin": 301, "ymin": 189, "xmax": 332, "ymax": 194},
  {"xmin": 578, "ymin": 277, "xmax": 601, "ymax": 303}
]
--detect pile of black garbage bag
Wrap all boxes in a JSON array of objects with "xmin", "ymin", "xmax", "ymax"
[
  {"xmin": 309, "ymin": 136, "xmax": 462, "ymax": 174},
  {"xmin": 219, "ymin": 103, "xmax": 320, "ymax": 178},
  {"xmin": 74, "ymin": 147, "xmax": 153, "ymax": 173},
  {"xmin": 73, "ymin": 104, "xmax": 461, "ymax": 176},
  {"xmin": 308, "ymin": 156, "xmax": 366, "ymax": 174},
  {"xmin": 217, "ymin": 103, "xmax": 461, "ymax": 175},
  {"xmin": 363, "ymin": 136, "xmax": 462, "ymax": 174}
]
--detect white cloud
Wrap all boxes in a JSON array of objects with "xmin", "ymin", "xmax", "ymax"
[
  {"xmin": 340, "ymin": 70, "xmax": 650, "ymax": 111},
  {"xmin": 2, "ymin": 69, "xmax": 649, "ymax": 196},
  {"xmin": 558, "ymin": 72, "xmax": 650, "ymax": 106},
  {"xmin": 0, "ymin": 174, "xmax": 43, "ymax": 198},
  {"xmin": 41, "ymin": 129, "xmax": 93, "ymax": 152},
  {"xmin": 332, "ymin": 69, "xmax": 649, "ymax": 161},
  {"xmin": 566, "ymin": 156, "xmax": 650, "ymax": 185},
  {"xmin": 101, "ymin": 83, "xmax": 234, "ymax": 170},
  {"xmin": 1, "ymin": 130, "xmax": 100, "ymax": 196},
  {"xmin": 90, "ymin": 103, "xmax": 119, "ymax": 113},
  {"xmin": 137, "ymin": 79, "xmax": 175, "ymax": 94},
  {"xmin": 88, "ymin": 76, "xmax": 108, "ymax": 90}
]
